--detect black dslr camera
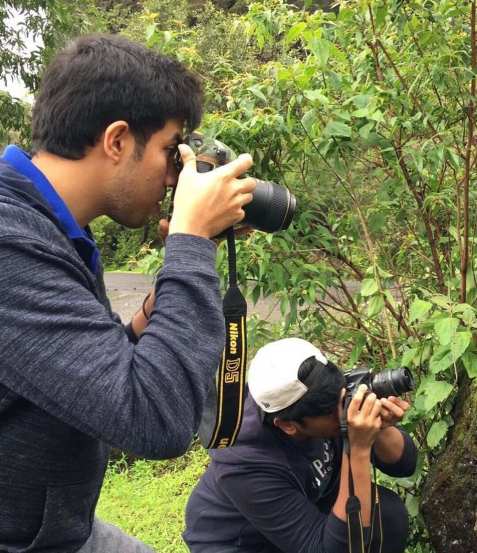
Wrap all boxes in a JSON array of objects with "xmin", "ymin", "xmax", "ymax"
[
  {"xmin": 340, "ymin": 367, "xmax": 414, "ymax": 443},
  {"xmin": 344, "ymin": 367, "xmax": 415, "ymax": 401},
  {"xmin": 176, "ymin": 132, "xmax": 296, "ymax": 233}
]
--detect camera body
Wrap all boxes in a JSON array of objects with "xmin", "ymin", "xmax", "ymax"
[
  {"xmin": 177, "ymin": 132, "xmax": 296, "ymax": 233},
  {"xmin": 340, "ymin": 367, "xmax": 414, "ymax": 442},
  {"xmin": 344, "ymin": 367, "xmax": 415, "ymax": 401}
]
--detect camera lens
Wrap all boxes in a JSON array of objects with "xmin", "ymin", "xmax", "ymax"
[
  {"xmin": 243, "ymin": 180, "xmax": 296, "ymax": 233},
  {"xmin": 370, "ymin": 367, "xmax": 415, "ymax": 399}
]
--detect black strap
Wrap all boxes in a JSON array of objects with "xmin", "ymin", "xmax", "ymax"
[
  {"xmin": 346, "ymin": 449, "xmax": 366, "ymax": 553},
  {"xmin": 199, "ymin": 227, "xmax": 248, "ymax": 449},
  {"xmin": 342, "ymin": 405, "xmax": 383, "ymax": 553}
]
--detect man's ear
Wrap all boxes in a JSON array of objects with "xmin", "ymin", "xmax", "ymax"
[
  {"xmin": 102, "ymin": 121, "xmax": 131, "ymax": 163},
  {"xmin": 273, "ymin": 417, "xmax": 299, "ymax": 437}
]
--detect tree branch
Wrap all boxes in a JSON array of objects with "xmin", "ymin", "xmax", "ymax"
[{"xmin": 460, "ymin": 0, "xmax": 476, "ymax": 303}]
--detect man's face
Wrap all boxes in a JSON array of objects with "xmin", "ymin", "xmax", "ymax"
[
  {"xmin": 298, "ymin": 407, "xmax": 341, "ymax": 440},
  {"xmin": 105, "ymin": 119, "xmax": 183, "ymax": 228},
  {"xmin": 276, "ymin": 397, "xmax": 342, "ymax": 441}
]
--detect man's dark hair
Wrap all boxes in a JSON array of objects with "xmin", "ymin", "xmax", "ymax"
[
  {"xmin": 264, "ymin": 356, "xmax": 345, "ymax": 426},
  {"xmin": 31, "ymin": 34, "xmax": 203, "ymax": 159}
]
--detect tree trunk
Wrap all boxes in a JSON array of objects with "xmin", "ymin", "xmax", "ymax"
[{"xmin": 421, "ymin": 379, "xmax": 477, "ymax": 552}]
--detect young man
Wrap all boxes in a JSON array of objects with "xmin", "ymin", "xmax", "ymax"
[
  {"xmin": 0, "ymin": 34, "xmax": 256, "ymax": 552},
  {"xmin": 184, "ymin": 338, "xmax": 417, "ymax": 553}
]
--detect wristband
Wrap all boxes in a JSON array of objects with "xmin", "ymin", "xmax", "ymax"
[{"xmin": 142, "ymin": 293, "xmax": 151, "ymax": 321}]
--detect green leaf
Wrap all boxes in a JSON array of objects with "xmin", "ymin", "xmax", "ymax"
[
  {"xmin": 251, "ymin": 284, "xmax": 261, "ymax": 305},
  {"xmin": 462, "ymin": 351, "xmax": 477, "ymax": 378},
  {"xmin": 367, "ymin": 295, "xmax": 384, "ymax": 318},
  {"xmin": 310, "ymin": 38, "xmax": 331, "ymax": 67},
  {"xmin": 352, "ymin": 107, "xmax": 370, "ymax": 118},
  {"xmin": 277, "ymin": 67, "xmax": 292, "ymax": 82},
  {"xmin": 349, "ymin": 335, "xmax": 366, "ymax": 367},
  {"xmin": 368, "ymin": 212, "xmax": 386, "ymax": 234},
  {"xmin": 427, "ymin": 420, "xmax": 449, "ymax": 449},
  {"xmin": 308, "ymin": 284, "xmax": 316, "ymax": 304},
  {"xmin": 429, "ymin": 295, "xmax": 450, "ymax": 308},
  {"xmin": 286, "ymin": 22, "xmax": 306, "ymax": 44},
  {"xmin": 450, "ymin": 331, "xmax": 471, "ymax": 360},
  {"xmin": 350, "ymin": 94, "xmax": 373, "ymax": 109},
  {"xmin": 461, "ymin": 306, "xmax": 475, "ymax": 326},
  {"xmin": 248, "ymin": 85, "xmax": 267, "ymax": 104},
  {"xmin": 384, "ymin": 289, "xmax": 397, "ymax": 310},
  {"xmin": 301, "ymin": 109, "xmax": 316, "ymax": 134},
  {"xmin": 409, "ymin": 299, "xmax": 432, "ymax": 322},
  {"xmin": 422, "ymin": 380, "xmax": 453, "ymax": 411},
  {"xmin": 361, "ymin": 279, "xmax": 378, "ymax": 297},
  {"xmin": 466, "ymin": 263, "xmax": 476, "ymax": 292},
  {"xmin": 325, "ymin": 120, "xmax": 352, "ymax": 138},
  {"xmin": 434, "ymin": 317, "xmax": 459, "ymax": 345},
  {"xmin": 359, "ymin": 121, "xmax": 374, "ymax": 139},
  {"xmin": 413, "ymin": 393, "xmax": 427, "ymax": 414},
  {"xmin": 401, "ymin": 347, "xmax": 417, "ymax": 367},
  {"xmin": 369, "ymin": 110, "xmax": 384, "ymax": 122},
  {"xmin": 145, "ymin": 23, "xmax": 157, "ymax": 42},
  {"xmin": 446, "ymin": 148, "xmax": 461, "ymax": 170},
  {"xmin": 376, "ymin": 266, "xmax": 393, "ymax": 279},
  {"xmin": 405, "ymin": 494, "xmax": 419, "ymax": 518},
  {"xmin": 429, "ymin": 346, "xmax": 453, "ymax": 374},
  {"xmin": 338, "ymin": 7, "xmax": 353, "ymax": 21},
  {"xmin": 375, "ymin": 5, "xmax": 388, "ymax": 27},
  {"xmin": 303, "ymin": 90, "xmax": 329, "ymax": 105},
  {"xmin": 336, "ymin": 110, "xmax": 351, "ymax": 122}
]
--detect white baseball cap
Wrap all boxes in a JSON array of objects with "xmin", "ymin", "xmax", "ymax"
[{"xmin": 248, "ymin": 338, "xmax": 328, "ymax": 413}]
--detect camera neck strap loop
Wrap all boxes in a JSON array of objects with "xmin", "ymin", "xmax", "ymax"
[{"xmin": 200, "ymin": 227, "xmax": 248, "ymax": 449}]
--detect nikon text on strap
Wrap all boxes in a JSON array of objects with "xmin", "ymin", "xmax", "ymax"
[{"xmin": 199, "ymin": 227, "xmax": 248, "ymax": 449}]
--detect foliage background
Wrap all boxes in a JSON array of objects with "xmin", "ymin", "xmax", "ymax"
[{"xmin": 3, "ymin": 0, "xmax": 477, "ymax": 551}]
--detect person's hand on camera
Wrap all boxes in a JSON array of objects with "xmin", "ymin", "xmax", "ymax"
[
  {"xmin": 380, "ymin": 396, "xmax": 410, "ymax": 428},
  {"xmin": 347, "ymin": 384, "xmax": 382, "ymax": 452},
  {"xmin": 169, "ymin": 144, "xmax": 256, "ymax": 239},
  {"xmin": 158, "ymin": 219, "xmax": 169, "ymax": 241}
]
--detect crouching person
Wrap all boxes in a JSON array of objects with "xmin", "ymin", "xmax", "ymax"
[{"xmin": 184, "ymin": 338, "xmax": 417, "ymax": 553}]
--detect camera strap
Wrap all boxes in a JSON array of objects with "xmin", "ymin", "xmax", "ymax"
[
  {"xmin": 343, "ymin": 436, "xmax": 366, "ymax": 553},
  {"xmin": 341, "ymin": 413, "xmax": 383, "ymax": 553},
  {"xmin": 198, "ymin": 228, "xmax": 247, "ymax": 449}
]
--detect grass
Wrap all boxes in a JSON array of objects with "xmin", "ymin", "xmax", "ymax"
[{"xmin": 96, "ymin": 444, "xmax": 210, "ymax": 552}]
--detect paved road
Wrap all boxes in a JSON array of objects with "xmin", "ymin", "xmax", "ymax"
[
  {"xmin": 105, "ymin": 272, "xmax": 282, "ymax": 323},
  {"xmin": 105, "ymin": 273, "xmax": 153, "ymax": 323}
]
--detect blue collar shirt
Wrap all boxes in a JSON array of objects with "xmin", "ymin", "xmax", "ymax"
[{"xmin": 1, "ymin": 145, "xmax": 100, "ymax": 273}]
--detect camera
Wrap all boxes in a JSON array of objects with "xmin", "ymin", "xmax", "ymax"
[
  {"xmin": 176, "ymin": 132, "xmax": 296, "ymax": 233},
  {"xmin": 344, "ymin": 367, "xmax": 415, "ymax": 401},
  {"xmin": 340, "ymin": 366, "xmax": 414, "ymax": 448}
]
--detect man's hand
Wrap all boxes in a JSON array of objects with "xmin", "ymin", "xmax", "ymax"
[
  {"xmin": 158, "ymin": 219, "xmax": 169, "ymax": 241},
  {"xmin": 169, "ymin": 144, "xmax": 256, "ymax": 239},
  {"xmin": 347, "ymin": 384, "xmax": 382, "ymax": 453},
  {"xmin": 334, "ymin": 385, "xmax": 379, "ymax": 526},
  {"xmin": 380, "ymin": 396, "xmax": 410, "ymax": 429}
]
